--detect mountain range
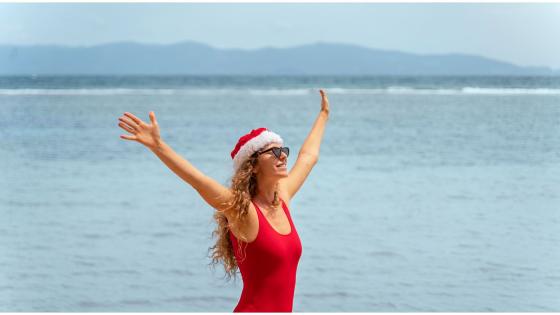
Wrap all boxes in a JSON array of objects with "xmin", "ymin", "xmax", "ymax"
[{"xmin": 0, "ymin": 40, "xmax": 557, "ymax": 76}]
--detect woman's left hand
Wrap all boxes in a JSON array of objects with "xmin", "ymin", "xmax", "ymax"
[{"xmin": 319, "ymin": 89, "xmax": 330, "ymax": 115}]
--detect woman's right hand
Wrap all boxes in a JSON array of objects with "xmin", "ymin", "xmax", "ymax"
[{"xmin": 118, "ymin": 111, "xmax": 162, "ymax": 150}]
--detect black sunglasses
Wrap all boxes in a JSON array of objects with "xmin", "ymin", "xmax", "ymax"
[{"xmin": 253, "ymin": 146, "xmax": 290, "ymax": 159}]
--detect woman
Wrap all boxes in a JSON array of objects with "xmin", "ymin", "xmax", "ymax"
[{"xmin": 117, "ymin": 89, "xmax": 330, "ymax": 312}]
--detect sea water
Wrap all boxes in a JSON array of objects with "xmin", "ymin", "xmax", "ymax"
[{"xmin": 0, "ymin": 75, "xmax": 559, "ymax": 311}]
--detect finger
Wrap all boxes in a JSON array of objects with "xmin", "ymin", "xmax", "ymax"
[
  {"xmin": 120, "ymin": 134, "xmax": 137, "ymax": 141},
  {"xmin": 149, "ymin": 111, "xmax": 157, "ymax": 125},
  {"xmin": 119, "ymin": 118, "xmax": 138, "ymax": 132},
  {"xmin": 124, "ymin": 112, "xmax": 144, "ymax": 125},
  {"xmin": 118, "ymin": 122, "xmax": 136, "ymax": 134},
  {"xmin": 119, "ymin": 116, "xmax": 139, "ymax": 130}
]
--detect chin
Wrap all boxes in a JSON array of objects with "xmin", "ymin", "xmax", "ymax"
[{"xmin": 272, "ymin": 170, "xmax": 288, "ymax": 178}]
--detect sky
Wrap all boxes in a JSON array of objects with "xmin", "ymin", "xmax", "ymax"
[{"xmin": 1, "ymin": 2, "xmax": 560, "ymax": 69}]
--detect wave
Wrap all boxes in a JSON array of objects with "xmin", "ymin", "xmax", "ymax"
[
  {"xmin": 329, "ymin": 87, "xmax": 560, "ymax": 95},
  {"xmin": 460, "ymin": 87, "xmax": 560, "ymax": 95},
  {"xmin": 1, "ymin": 87, "xmax": 560, "ymax": 96},
  {"xmin": 0, "ymin": 88, "xmax": 179, "ymax": 95}
]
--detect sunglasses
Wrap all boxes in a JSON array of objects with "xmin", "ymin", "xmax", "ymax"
[{"xmin": 253, "ymin": 146, "xmax": 290, "ymax": 159}]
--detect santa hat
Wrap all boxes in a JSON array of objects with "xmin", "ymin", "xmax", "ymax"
[{"xmin": 230, "ymin": 127, "xmax": 283, "ymax": 172}]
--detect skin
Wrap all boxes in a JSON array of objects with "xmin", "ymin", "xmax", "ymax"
[
  {"xmin": 117, "ymin": 89, "xmax": 330, "ymax": 239},
  {"xmin": 251, "ymin": 141, "xmax": 289, "ymax": 208}
]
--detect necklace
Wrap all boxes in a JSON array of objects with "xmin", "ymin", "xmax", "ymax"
[{"xmin": 254, "ymin": 195, "xmax": 280, "ymax": 213}]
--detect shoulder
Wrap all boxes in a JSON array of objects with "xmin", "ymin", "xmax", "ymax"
[
  {"xmin": 277, "ymin": 180, "xmax": 292, "ymax": 209},
  {"xmin": 229, "ymin": 200, "xmax": 259, "ymax": 243},
  {"xmin": 278, "ymin": 188, "xmax": 291, "ymax": 209}
]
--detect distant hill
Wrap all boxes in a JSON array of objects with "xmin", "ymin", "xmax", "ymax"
[{"xmin": 0, "ymin": 40, "xmax": 557, "ymax": 75}]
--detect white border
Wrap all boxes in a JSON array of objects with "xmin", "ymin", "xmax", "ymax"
[{"xmin": 2, "ymin": 0, "xmax": 560, "ymax": 3}]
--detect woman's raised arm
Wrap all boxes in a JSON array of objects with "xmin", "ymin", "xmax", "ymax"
[
  {"xmin": 278, "ymin": 89, "xmax": 329, "ymax": 200},
  {"xmin": 118, "ymin": 111, "xmax": 233, "ymax": 212}
]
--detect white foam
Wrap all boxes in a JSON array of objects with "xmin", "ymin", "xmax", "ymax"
[
  {"xmin": 461, "ymin": 87, "xmax": 560, "ymax": 95},
  {"xmin": 0, "ymin": 88, "xmax": 178, "ymax": 95},
  {"xmin": 1, "ymin": 87, "xmax": 560, "ymax": 96},
  {"xmin": 248, "ymin": 88, "xmax": 310, "ymax": 95},
  {"xmin": 329, "ymin": 87, "xmax": 560, "ymax": 95}
]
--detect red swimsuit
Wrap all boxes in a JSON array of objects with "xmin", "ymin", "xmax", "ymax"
[{"xmin": 229, "ymin": 198, "xmax": 303, "ymax": 312}]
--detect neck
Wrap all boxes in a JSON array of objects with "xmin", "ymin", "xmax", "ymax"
[{"xmin": 254, "ymin": 176, "xmax": 279, "ymax": 205}]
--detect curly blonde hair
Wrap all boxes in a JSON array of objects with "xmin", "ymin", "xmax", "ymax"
[{"xmin": 207, "ymin": 154, "xmax": 280, "ymax": 283}]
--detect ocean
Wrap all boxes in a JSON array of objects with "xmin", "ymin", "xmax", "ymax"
[{"xmin": 1, "ymin": 75, "xmax": 559, "ymax": 311}]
